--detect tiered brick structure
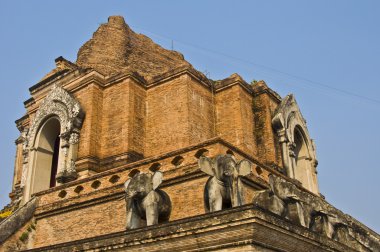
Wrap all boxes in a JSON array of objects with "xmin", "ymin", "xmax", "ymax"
[{"xmin": 0, "ymin": 16, "xmax": 379, "ymax": 251}]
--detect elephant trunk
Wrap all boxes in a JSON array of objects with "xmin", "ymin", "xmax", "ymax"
[
  {"xmin": 228, "ymin": 176, "xmax": 241, "ymax": 207},
  {"xmin": 125, "ymin": 192, "xmax": 141, "ymax": 229},
  {"xmin": 125, "ymin": 197, "xmax": 134, "ymax": 229}
]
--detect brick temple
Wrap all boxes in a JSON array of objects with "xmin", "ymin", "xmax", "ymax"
[{"xmin": 0, "ymin": 16, "xmax": 378, "ymax": 251}]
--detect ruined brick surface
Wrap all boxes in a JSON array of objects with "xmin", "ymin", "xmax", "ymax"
[
  {"xmin": 76, "ymin": 16, "xmax": 190, "ymax": 80},
  {"xmin": 4, "ymin": 15, "xmax": 378, "ymax": 252}
]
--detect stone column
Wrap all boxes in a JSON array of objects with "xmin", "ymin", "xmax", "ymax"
[
  {"xmin": 22, "ymin": 147, "xmax": 35, "ymax": 204},
  {"xmin": 67, "ymin": 131, "xmax": 80, "ymax": 176},
  {"xmin": 11, "ymin": 133, "xmax": 27, "ymax": 205},
  {"xmin": 20, "ymin": 129, "xmax": 29, "ymax": 189},
  {"xmin": 56, "ymin": 131, "xmax": 78, "ymax": 183},
  {"xmin": 311, "ymin": 159, "xmax": 319, "ymax": 194},
  {"xmin": 278, "ymin": 129, "xmax": 293, "ymax": 178}
]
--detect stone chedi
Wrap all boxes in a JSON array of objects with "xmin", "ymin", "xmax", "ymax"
[{"xmin": 0, "ymin": 16, "xmax": 379, "ymax": 251}]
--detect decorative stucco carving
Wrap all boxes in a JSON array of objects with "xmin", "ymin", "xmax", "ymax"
[
  {"xmin": 21, "ymin": 85, "xmax": 85, "ymax": 196},
  {"xmin": 272, "ymin": 94, "xmax": 319, "ymax": 193},
  {"xmin": 27, "ymin": 85, "xmax": 84, "ymax": 146},
  {"xmin": 69, "ymin": 132, "xmax": 80, "ymax": 144},
  {"xmin": 20, "ymin": 128, "xmax": 29, "ymax": 187}
]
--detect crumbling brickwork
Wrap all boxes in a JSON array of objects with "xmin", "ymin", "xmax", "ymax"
[{"xmin": 2, "ymin": 15, "xmax": 378, "ymax": 252}]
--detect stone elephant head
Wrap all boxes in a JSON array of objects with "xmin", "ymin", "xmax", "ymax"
[
  {"xmin": 199, "ymin": 154, "xmax": 251, "ymax": 212},
  {"xmin": 124, "ymin": 171, "xmax": 171, "ymax": 229},
  {"xmin": 253, "ymin": 175, "xmax": 307, "ymax": 227}
]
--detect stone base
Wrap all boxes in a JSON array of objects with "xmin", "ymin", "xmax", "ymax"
[
  {"xmin": 25, "ymin": 205, "xmax": 358, "ymax": 252},
  {"xmin": 55, "ymin": 171, "xmax": 78, "ymax": 184}
]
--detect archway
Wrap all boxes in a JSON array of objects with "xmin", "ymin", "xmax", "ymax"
[
  {"xmin": 30, "ymin": 117, "xmax": 61, "ymax": 194},
  {"xmin": 272, "ymin": 94, "xmax": 319, "ymax": 194},
  {"xmin": 21, "ymin": 86, "xmax": 85, "ymax": 203}
]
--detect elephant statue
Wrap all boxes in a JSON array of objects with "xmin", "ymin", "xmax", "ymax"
[
  {"xmin": 252, "ymin": 175, "xmax": 377, "ymax": 251},
  {"xmin": 124, "ymin": 171, "xmax": 172, "ymax": 229},
  {"xmin": 268, "ymin": 175, "xmax": 307, "ymax": 226},
  {"xmin": 198, "ymin": 154, "xmax": 252, "ymax": 212},
  {"xmin": 253, "ymin": 175, "xmax": 307, "ymax": 227}
]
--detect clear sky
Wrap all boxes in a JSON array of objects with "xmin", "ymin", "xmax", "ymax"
[{"xmin": 0, "ymin": 1, "xmax": 379, "ymax": 233}]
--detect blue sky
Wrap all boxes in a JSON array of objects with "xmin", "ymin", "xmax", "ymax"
[{"xmin": 0, "ymin": 1, "xmax": 379, "ymax": 233}]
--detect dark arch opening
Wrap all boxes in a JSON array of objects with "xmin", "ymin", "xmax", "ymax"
[
  {"xmin": 50, "ymin": 136, "xmax": 60, "ymax": 188},
  {"xmin": 194, "ymin": 148, "xmax": 209, "ymax": 159},
  {"xmin": 128, "ymin": 169, "xmax": 140, "ymax": 178},
  {"xmin": 149, "ymin": 163, "xmax": 161, "ymax": 172},
  {"xmin": 171, "ymin": 156, "xmax": 184, "ymax": 166}
]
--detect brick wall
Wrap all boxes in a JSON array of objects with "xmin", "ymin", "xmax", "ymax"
[
  {"xmin": 187, "ymin": 77, "xmax": 215, "ymax": 145},
  {"xmin": 215, "ymin": 85, "xmax": 256, "ymax": 156},
  {"xmin": 75, "ymin": 84, "xmax": 103, "ymax": 171},
  {"xmin": 34, "ymin": 200, "xmax": 125, "ymax": 247},
  {"xmin": 145, "ymin": 75, "xmax": 190, "ymax": 156},
  {"xmin": 252, "ymin": 92, "xmax": 282, "ymax": 168}
]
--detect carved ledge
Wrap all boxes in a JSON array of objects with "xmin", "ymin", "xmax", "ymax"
[{"xmin": 56, "ymin": 170, "xmax": 78, "ymax": 184}]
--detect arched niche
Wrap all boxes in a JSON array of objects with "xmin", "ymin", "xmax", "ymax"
[
  {"xmin": 30, "ymin": 117, "xmax": 61, "ymax": 194},
  {"xmin": 272, "ymin": 94, "xmax": 319, "ymax": 194},
  {"xmin": 21, "ymin": 85, "xmax": 85, "ymax": 203}
]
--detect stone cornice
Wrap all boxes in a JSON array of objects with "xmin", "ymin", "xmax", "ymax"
[
  {"xmin": 23, "ymin": 66, "xmax": 211, "ymax": 110},
  {"xmin": 105, "ymin": 71, "xmax": 147, "ymax": 87},
  {"xmin": 67, "ymin": 71, "xmax": 106, "ymax": 91},
  {"xmin": 215, "ymin": 79, "xmax": 253, "ymax": 95},
  {"xmin": 15, "ymin": 114, "xmax": 29, "ymax": 131},
  {"xmin": 252, "ymin": 83, "xmax": 282, "ymax": 103},
  {"xmin": 147, "ymin": 65, "xmax": 212, "ymax": 89},
  {"xmin": 24, "ymin": 63, "xmax": 280, "ymax": 116},
  {"xmin": 23, "ymin": 97, "xmax": 35, "ymax": 107}
]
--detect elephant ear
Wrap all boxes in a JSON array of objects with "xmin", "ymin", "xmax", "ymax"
[
  {"xmin": 237, "ymin": 160, "xmax": 252, "ymax": 176},
  {"xmin": 152, "ymin": 171, "xmax": 163, "ymax": 190},
  {"xmin": 198, "ymin": 156, "xmax": 214, "ymax": 176},
  {"xmin": 124, "ymin": 178, "xmax": 131, "ymax": 192}
]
